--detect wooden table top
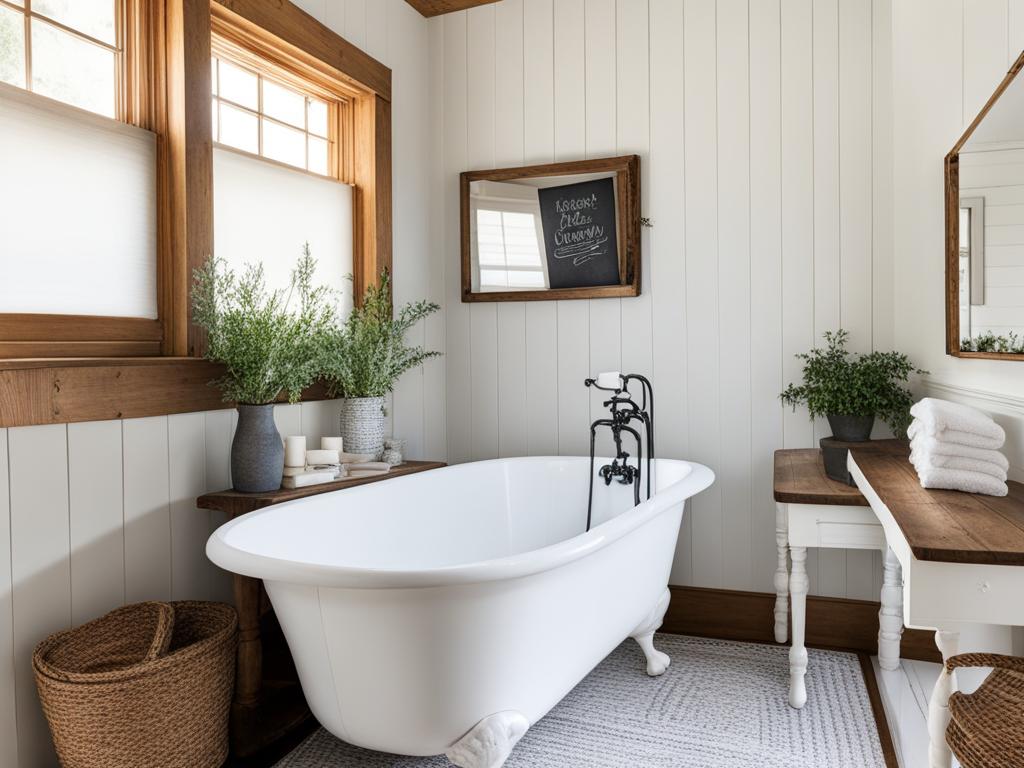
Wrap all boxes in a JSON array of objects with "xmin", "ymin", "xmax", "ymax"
[
  {"xmin": 197, "ymin": 460, "xmax": 446, "ymax": 518},
  {"xmin": 850, "ymin": 440, "xmax": 1024, "ymax": 566},
  {"xmin": 774, "ymin": 448, "xmax": 870, "ymax": 506}
]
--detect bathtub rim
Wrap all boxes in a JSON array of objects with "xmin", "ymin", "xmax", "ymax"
[{"xmin": 206, "ymin": 457, "xmax": 714, "ymax": 589}]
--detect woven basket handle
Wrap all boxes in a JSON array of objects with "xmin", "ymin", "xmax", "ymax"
[{"xmin": 145, "ymin": 602, "xmax": 175, "ymax": 661}]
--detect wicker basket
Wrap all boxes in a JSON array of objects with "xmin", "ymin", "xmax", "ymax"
[{"xmin": 34, "ymin": 601, "xmax": 238, "ymax": 768}]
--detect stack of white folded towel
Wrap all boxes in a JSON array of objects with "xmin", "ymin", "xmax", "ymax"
[{"xmin": 907, "ymin": 398, "xmax": 1008, "ymax": 497}]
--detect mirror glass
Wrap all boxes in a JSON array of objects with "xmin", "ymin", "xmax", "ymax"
[
  {"xmin": 957, "ymin": 68, "xmax": 1024, "ymax": 352},
  {"xmin": 461, "ymin": 156, "xmax": 640, "ymax": 302}
]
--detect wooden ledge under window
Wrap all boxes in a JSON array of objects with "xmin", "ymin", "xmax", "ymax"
[{"xmin": 0, "ymin": 357, "xmax": 331, "ymax": 428}]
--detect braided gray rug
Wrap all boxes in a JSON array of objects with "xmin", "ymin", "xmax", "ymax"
[{"xmin": 275, "ymin": 634, "xmax": 884, "ymax": 768}]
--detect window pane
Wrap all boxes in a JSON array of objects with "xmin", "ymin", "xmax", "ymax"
[
  {"xmin": 262, "ymin": 118, "xmax": 305, "ymax": 169},
  {"xmin": 508, "ymin": 271, "xmax": 546, "ymax": 288},
  {"xmin": 218, "ymin": 102, "xmax": 258, "ymax": 153},
  {"xmin": 308, "ymin": 99, "xmax": 328, "ymax": 136},
  {"xmin": 31, "ymin": 20, "xmax": 115, "ymax": 117},
  {"xmin": 211, "ymin": 97, "xmax": 218, "ymax": 139},
  {"xmin": 34, "ymin": 0, "xmax": 115, "ymax": 45},
  {"xmin": 262, "ymin": 79, "xmax": 305, "ymax": 128},
  {"xmin": 0, "ymin": 5, "xmax": 26, "ymax": 88},
  {"xmin": 218, "ymin": 59, "xmax": 257, "ymax": 110},
  {"xmin": 308, "ymin": 136, "xmax": 328, "ymax": 175},
  {"xmin": 211, "ymin": 58, "xmax": 217, "ymax": 96}
]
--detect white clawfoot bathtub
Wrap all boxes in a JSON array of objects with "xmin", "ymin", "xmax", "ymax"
[{"xmin": 207, "ymin": 456, "xmax": 714, "ymax": 768}]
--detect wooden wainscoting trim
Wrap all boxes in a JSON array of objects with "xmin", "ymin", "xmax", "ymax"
[
  {"xmin": 404, "ymin": 0, "xmax": 502, "ymax": 18},
  {"xmin": 858, "ymin": 652, "xmax": 900, "ymax": 768},
  {"xmin": 662, "ymin": 585, "xmax": 941, "ymax": 663}
]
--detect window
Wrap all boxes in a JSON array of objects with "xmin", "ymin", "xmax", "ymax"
[
  {"xmin": 212, "ymin": 53, "xmax": 336, "ymax": 176},
  {"xmin": 0, "ymin": 0, "xmax": 119, "ymax": 118},
  {"xmin": 475, "ymin": 208, "xmax": 547, "ymax": 290}
]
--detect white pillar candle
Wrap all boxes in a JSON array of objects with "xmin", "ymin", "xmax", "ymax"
[
  {"xmin": 596, "ymin": 371, "xmax": 622, "ymax": 389},
  {"xmin": 284, "ymin": 436, "xmax": 307, "ymax": 468},
  {"xmin": 321, "ymin": 436, "xmax": 344, "ymax": 452}
]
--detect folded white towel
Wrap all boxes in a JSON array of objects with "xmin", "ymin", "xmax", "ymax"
[
  {"xmin": 908, "ymin": 398, "xmax": 1005, "ymax": 448},
  {"xmin": 909, "ymin": 435, "xmax": 1009, "ymax": 480},
  {"xmin": 916, "ymin": 466, "xmax": 1008, "ymax": 497},
  {"xmin": 907, "ymin": 419, "xmax": 1004, "ymax": 450},
  {"xmin": 910, "ymin": 451, "xmax": 1008, "ymax": 481}
]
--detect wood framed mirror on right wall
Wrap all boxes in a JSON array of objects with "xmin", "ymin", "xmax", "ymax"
[{"xmin": 946, "ymin": 50, "xmax": 1024, "ymax": 360}]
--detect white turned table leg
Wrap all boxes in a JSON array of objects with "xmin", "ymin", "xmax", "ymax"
[
  {"xmin": 928, "ymin": 629, "xmax": 959, "ymax": 768},
  {"xmin": 878, "ymin": 547, "xmax": 904, "ymax": 672},
  {"xmin": 788, "ymin": 545, "xmax": 809, "ymax": 709},
  {"xmin": 774, "ymin": 503, "xmax": 790, "ymax": 644}
]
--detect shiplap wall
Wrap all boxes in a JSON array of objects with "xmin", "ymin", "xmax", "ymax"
[
  {"xmin": 0, "ymin": 3, "xmax": 442, "ymax": 766},
  {"xmin": 437, "ymin": 0, "xmax": 893, "ymax": 597},
  {"xmin": 954, "ymin": 147, "xmax": 1024, "ymax": 338}
]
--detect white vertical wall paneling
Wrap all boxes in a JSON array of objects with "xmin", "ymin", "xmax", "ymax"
[
  {"xmin": 963, "ymin": 0, "xmax": 1009, "ymax": 124},
  {"xmin": 366, "ymin": 0, "xmax": 389, "ymax": 62},
  {"xmin": 585, "ymin": 0, "xmax": 621, "ymax": 461},
  {"xmin": 813, "ymin": 0, "xmax": 850, "ymax": 598},
  {"xmin": 683, "ymin": 0, "xmax": 722, "ymax": 588},
  {"xmin": 840, "ymin": 0, "xmax": 877, "ymax": 601},
  {"xmin": 749, "ymin": 0, "xmax": 785, "ymax": 593},
  {"xmin": 716, "ymin": 0, "xmax": 753, "ymax": 591},
  {"xmin": 345, "ymin": 0, "xmax": 368, "ymax": 50},
  {"xmin": 780, "ymin": 0, "xmax": 820, "ymax": 593},
  {"xmin": 272, "ymin": 403, "xmax": 303, "ymax": 443},
  {"xmin": 68, "ymin": 420, "xmax": 124, "ymax": 626},
  {"xmin": 467, "ymin": 6, "xmax": 500, "ymax": 461},
  {"xmin": 872, "ymin": 0, "xmax": 895, "ymax": 355},
  {"xmin": 204, "ymin": 409, "xmax": 235, "ymax": 604},
  {"xmin": 424, "ymin": 15, "xmax": 448, "ymax": 463},
  {"xmin": 390, "ymin": 0, "xmax": 428, "ymax": 462},
  {"xmin": 0, "ymin": 429, "xmax": 17, "ymax": 768},
  {"xmin": 169, "ymin": 412, "xmax": 210, "ymax": 601},
  {"xmin": 650, "ymin": 0, "xmax": 692, "ymax": 585},
  {"xmin": 616, "ymin": 0, "xmax": 653, "ymax": 388},
  {"xmin": 10, "ymin": 424, "xmax": 70, "ymax": 767},
  {"xmin": 553, "ymin": 0, "xmax": 590, "ymax": 458},
  {"xmin": 522, "ymin": 0, "xmax": 558, "ymax": 459},
  {"xmin": 445, "ymin": 12, "xmax": 473, "ymax": 465},
  {"xmin": 494, "ymin": 0, "xmax": 529, "ymax": 460},
  {"xmin": 123, "ymin": 416, "xmax": 172, "ymax": 603},
  {"xmin": 299, "ymin": 400, "xmax": 342, "ymax": 451}
]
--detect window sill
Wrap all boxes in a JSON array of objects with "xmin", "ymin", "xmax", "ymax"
[{"xmin": 0, "ymin": 357, "xmax": 331, "ymax": 428}]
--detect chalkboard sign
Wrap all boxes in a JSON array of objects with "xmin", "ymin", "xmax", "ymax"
[{"xmin": 538, "ymin": 177, "xmax": 620, "ymax": 289}]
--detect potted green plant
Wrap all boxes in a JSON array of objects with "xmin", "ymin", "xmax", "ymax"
[
  {"xmin": 321, "ymin": 273, "xmax": 440, "ymax": 460},
  {"xmin": 780, "ymin": 329, "xmax": 924, "ymax": 442},
  {"xmin": 192, "ymin": 245, "xmax": 334, "ymax": 492}
]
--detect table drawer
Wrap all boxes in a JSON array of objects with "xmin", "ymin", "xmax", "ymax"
[{"xmin": 817, "ymin": 521, "xmax": 886, "ymax": 550}]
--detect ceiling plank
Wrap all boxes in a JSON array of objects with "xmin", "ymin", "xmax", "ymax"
[{"xmin": 404, "ymin": 0, "xmax": 501, "ymax": 18}]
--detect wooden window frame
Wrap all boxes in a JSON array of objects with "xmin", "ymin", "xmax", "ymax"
[{"xmin": 0, "ymin": 0, "xmax": 393, "ymax": 427}]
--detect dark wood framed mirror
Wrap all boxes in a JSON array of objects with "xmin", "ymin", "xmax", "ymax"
[
  {"xmin": 946, "ymin": 51, "xmax": 1024, "ymax": 360},
  {"xmin": 460, "ymin": 155, "xmax": 641, "ymax": 302}
]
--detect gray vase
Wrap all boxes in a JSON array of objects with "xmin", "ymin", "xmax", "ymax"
[
  {"xmin": 826, "ymin": 413, "xmax": 875, "ymax": 442},
  {"xmin": 232, "ymin": 404, "xmax": 285, "ymax": 493},
  {"xmin": 339, "ymin": 396, "xmax": 386, "ymax": 459}
]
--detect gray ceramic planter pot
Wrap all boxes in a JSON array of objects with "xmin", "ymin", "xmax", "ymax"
[
  {"xmin": 826, "ymin": 413, "xmax": 875, "ymax": 442},
  {"xmin": 232, "ymin": 404, "xmax": 284, "ymax": 493},
  {"xmin": 339, "ymin": 396, "xmax": 386, "ymax": 460}
]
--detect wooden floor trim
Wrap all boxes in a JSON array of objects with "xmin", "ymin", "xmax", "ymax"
[
  {"xmin": 662, "ymin": 585, "xmax": 941, "ymax": 663},
  {"xmin": 859, "ymin": 653, "xmax": 899, "ymax": 768}
]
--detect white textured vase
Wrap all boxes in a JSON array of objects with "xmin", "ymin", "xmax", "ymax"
[{"xmin": 339, "ymin": 396, "xmax": 386, "ymax": 460}]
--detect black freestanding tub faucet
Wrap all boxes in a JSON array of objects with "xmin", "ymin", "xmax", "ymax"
[{"xmin": 583, "ymin": 372, "xmax": 655, "ymax": 532}]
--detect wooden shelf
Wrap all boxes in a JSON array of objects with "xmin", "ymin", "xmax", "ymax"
[{"xmin": 774, "ymin": 448, "xmax": 870, "ymax": 506}]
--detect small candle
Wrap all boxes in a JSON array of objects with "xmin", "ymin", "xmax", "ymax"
[
  {"xmin": 284, "ymin": 436, "xmax": 306, "ymax": 468},
  {"xmin": 321, "ymin": 436, "xmax": 344, "ymax": 452}
]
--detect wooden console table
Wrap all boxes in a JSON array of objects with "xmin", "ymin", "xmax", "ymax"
[{"xmin": 198, "ymin": 460, "xmax": 446, "ymax": 759}]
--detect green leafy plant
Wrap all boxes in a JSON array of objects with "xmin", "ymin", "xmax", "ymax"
[
  {"xmin": 192, "ymin": 244, "xmax": 335, "ymax": 405},
  {"xmin": 961, "ymin": 331, "xmax": 1024, "ymax": 354},
  {"xmin": 780, "ymin": 329, "xmax": 926, "ymax": 436},
  {"xmin": 322, "ymin": 272, "xmax": 441, "ymax": 398}
]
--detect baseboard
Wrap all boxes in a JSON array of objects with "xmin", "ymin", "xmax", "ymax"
[{"xmin": 662, "ymin": 585, "xmax": 941, "ymax": 663}]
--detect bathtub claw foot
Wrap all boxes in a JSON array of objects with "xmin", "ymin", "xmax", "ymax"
[
  {"xmin": 630, "ymin": 587, "xmax": 671, "ymax": 676},
  {"xmin": 445, "ymin": 711, "xmax": 529, "ymax": 768}
]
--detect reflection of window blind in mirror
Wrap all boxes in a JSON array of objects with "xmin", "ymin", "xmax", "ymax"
[
  {"xmin": 470, "ymin": 180, "xmax": 548, "ymax": 292},
  {"xmin": 0, "ymin": 85, "xmax": 157, "ymax": 317},
  {"xmin": 213, "ymin": 147, "xmax": 354, "ymax": 316}
]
